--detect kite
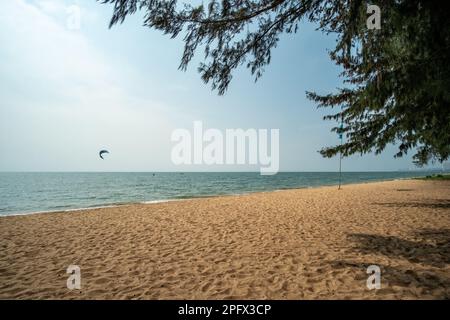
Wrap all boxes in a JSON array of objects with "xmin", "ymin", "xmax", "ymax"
[{"xmin": 99, "ymin": 150, "xmax": 109, "ymax": 159}]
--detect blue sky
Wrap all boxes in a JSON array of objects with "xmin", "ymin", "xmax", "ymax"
[{"xmin": 0, "ymin": 0, "xmax": 431, "ymax": 172}]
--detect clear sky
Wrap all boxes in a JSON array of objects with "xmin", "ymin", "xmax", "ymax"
[{"xmin": 0, "ymin": 0, "xmax": 435, "ymax": 172}]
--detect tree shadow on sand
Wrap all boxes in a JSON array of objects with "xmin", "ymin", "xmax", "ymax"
[
  {"xmin": 330, "ymin": 228, "xmax": 450, "ymax": 298},
  {"xmin": 346, "ymin": 229, "xmax": 450, "ymax": 267},
  {"xmin": 330, "ymin": 260, "xmax": 450, "ymax": 297},
  {"xmin": 373, "ymin": 199, "xmax": 450, "ymax": 210}
]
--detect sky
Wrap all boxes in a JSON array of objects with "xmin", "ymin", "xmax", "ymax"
[{"xmin": 0, "ymin": 0, "xmax": 436, "ymax": 172}]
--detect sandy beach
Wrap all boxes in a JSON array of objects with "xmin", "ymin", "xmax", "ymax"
[{"xmin": 0, "ymin": 179, "xmax": 449, "ymax": 299}]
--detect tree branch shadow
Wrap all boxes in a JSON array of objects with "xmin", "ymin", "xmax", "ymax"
[
  {"xmin": 373, "ymin": 199, "xmax": 450, "ymax": 209},
  {"xmin": 330, "ymin": 260, "xmax": 450, "ymax": 298},
  {"xmin": 330, "ymin": 228, "xmax": 450, "ymax": 298},
  {"xmin": 346, "ymin": 229, "xmax": 450, "ymax": 267}
]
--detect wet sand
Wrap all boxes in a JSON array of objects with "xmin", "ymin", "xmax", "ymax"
[{"xmin": 0, "ymin": 179, "xmax": 449, "ymax": 299}]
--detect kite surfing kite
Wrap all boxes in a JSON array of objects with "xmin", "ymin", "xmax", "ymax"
[{"xmin": 99, "ymin": 150, "xmax": 109, "ymax": 159}]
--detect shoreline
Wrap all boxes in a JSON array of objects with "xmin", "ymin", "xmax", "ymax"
[{"xmin": 0, "ymin": 175, "xmax": 431, "ymax": 218}]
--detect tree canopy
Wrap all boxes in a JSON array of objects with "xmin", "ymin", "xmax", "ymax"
[{"xmin": 101, "ymin": 0, "xmax": 450, "ymax": 165}]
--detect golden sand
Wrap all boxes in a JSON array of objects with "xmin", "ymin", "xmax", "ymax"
[{"xmin": 0, "ymin": 179, "xmax": 449, "ymax": 299}]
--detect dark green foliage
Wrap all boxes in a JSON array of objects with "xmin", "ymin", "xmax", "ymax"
[
  {"xmin": 101, "ymin": 0, "xmax": 450, "ymax": 165},
  {"xmin": 416, "ymin": 174, "xmax": 450, "ymax": 181}
]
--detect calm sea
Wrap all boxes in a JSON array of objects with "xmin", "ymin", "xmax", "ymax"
[{"xmin": 0, "ymin": 172, "xmax": 433, "ymax": 216}]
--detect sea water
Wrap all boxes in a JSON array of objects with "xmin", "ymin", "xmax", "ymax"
[{"xmin": 0, "ymin": 171, "xmax": 433, "ymax": 216}]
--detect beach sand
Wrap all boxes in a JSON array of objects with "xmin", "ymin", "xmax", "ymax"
[{"xmin": 0, "ymin": 179, "xmax": 449, "ymax": 299}]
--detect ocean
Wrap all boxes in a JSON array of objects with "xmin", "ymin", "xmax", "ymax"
[{"xmin": 0, "ymin": 171, "xmax": 433, "ymax": 216}]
